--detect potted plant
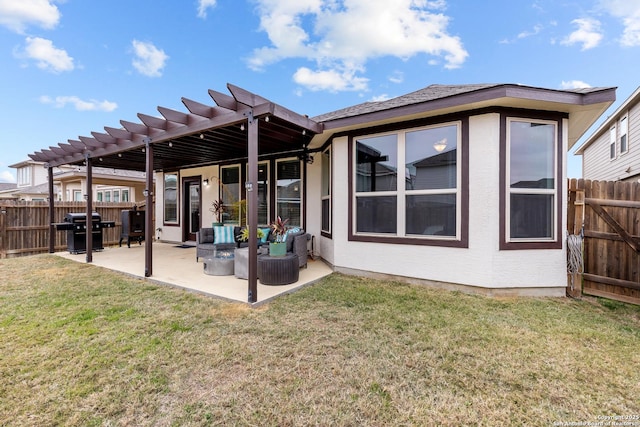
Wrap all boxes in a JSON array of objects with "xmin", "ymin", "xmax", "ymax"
[
  {"xmin": 238, "ymin": 226, "xmax": 265, "ymax": 244},
  {"xmin": 268, "ymin": 216, "xmax": 289, "ymax": 257},
  {"xmin": 210, "ymin": 199, "xmax": 225, "ymax": 226}
]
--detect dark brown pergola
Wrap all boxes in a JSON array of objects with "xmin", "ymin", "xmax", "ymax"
[{"xmin": 29, "ymin": 83, "xmax": 323, "ymax": 303}]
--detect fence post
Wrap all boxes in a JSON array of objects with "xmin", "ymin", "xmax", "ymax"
[
  {"xmin": 567, "ymin": 183, "xmax": 584, "ymax": 298},
  {"xmin": 0, "ymin": 204, "xmax": 6, "ymax": 259}
]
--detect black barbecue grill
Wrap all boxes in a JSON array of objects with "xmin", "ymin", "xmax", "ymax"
[{"xmin": 55, "ymin": 212, "xmax": 115, "ymax": 254}]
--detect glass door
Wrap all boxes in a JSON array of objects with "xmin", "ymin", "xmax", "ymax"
[{"xmin": 183, "ymin": 177, "xmax": 201, "ymax": 241}]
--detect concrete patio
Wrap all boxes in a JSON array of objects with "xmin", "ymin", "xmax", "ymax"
[{"xmin": 56, "ymin": 242, "xmax": 333, "ymax": 306}]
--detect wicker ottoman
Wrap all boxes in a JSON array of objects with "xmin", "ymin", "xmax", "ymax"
[{"xmin": 257, "ymin": 253, "xmax": 299, "ymax": 285}]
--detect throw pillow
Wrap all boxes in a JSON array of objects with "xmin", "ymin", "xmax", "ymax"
[
  {"xmin": 213, "ymin": 225, "xmax": 235, "ymax": 244},
  {"xmin": 260, "ymin": 228, "xmax": 271, "ymax": 243}
]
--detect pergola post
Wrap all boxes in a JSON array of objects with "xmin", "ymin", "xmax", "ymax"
[
  {"xmin": 247, "ymin": 111, "xmax": 258, "ymax": 303},
  {"xmin": 47, "ymin": 164, "xmax": 55, "ymax": 253},
  {"xmin": 144, "ymin": 138, "xmax": 153, "ymax": 277},
  {"xmin": 85, "ymin": 155, "xmax": 93, "ymax": 263}
]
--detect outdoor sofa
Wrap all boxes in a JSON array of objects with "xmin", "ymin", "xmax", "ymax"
[{"xmin": 196, "ymin": 225, "xmax": 309, "ymax": 268}]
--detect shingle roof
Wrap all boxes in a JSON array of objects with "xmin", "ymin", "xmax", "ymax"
[
  {"xmin": 312, "ymin": 83, "xmax": 613, "ymax": 123},
  {"xmin": 0, "ymin": 183, "xmax": 17, "ymax": 191},
  {"xmin": 312, "ymin": 84, "xmax": 500, "ymax": 122}
]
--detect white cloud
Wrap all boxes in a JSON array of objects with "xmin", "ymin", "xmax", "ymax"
[
  {"xmin": 293, "ymin": 67, "xmax": 368, "ymax": 92},
  {"xmin": 197, "ymin": 0, "xmax": 217, "ymax": 18},
  {"xmin": 21, "ymin": 37, "xmax": 74, "ymax": 73},
  {"xmin": 131, "ymin": 40, "xmax": 168, "ymax": 77},
  {"xmin": 560, "ymin": 80, "xmax": 592, "ymax": 89},
  {"xmin": 388, "ymin": 70, "xmax": 404, "ymax": 84},
  {"xmin": 0, "ymin": 170, "xmax": 16, "ymax": 183},
  {"xmin": 597, "ymin": 0, "xmax": 640, "ymax": 47},
  {"xmin": 517, "ymin": 24, "xmax": 543, "ymax": 39},
  {"xmin": 248, "ymin": 0, "xmax": 468, "ymax": 92},
  {"xmin": 370, "ymin": 94, "xmax": 390, "ymax": 102},
  {"xmin": 40, "ymin": 95, "xmax": 118, "ymax": 112},
  {"xmin": 561, "ymin": 18, "xmax": 603, "ymax": 50},
  {"xmin": 0, "ymin": 0, "xmax": 60, "ymax": 33}
]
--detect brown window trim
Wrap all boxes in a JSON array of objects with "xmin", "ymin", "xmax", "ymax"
[
  {"xmin": 347, "ymin": 114, "xmax": 469, "ymax": 248},
  {"xmin": 499, "ymin": 111, "xmax": 565, "ymax": 250},
  {"xmin": 320, "ymin": 143, "xmax": 333, "ymax": 239},
  {"xmin": 163, "ymin": 171, "xmax": 180, "ymax": 227}
]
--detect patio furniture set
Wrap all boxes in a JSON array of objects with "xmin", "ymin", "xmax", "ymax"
[{"xmin": 197, "ymin": 225, "xmax": 309, "ymax": 285}]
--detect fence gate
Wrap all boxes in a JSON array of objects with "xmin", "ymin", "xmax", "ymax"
[{"xmin": 568, "ymin": 179, "xmax": 640, "ymax": 305}]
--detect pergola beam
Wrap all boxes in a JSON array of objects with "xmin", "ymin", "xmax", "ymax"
[
  {"xmin": 68, "ymin": 139, "xmax": 87, "ymax": 150},
  {"xmin": 92, "ymin": 131, "xmax": 118, "ymax": 145},
  {"xmin": 157, "ymin": 106, "xmax": 203, "ymax": 126},
  {"xmin": 208, "ymin": 89, "xmax": 238, "ymax": 111},
  {"xmin": 228, "ymin": 83, "xmax": 270, "ymax": 107},
  {"xmin": 181, "ymin": 97, "xmax": 220, "ymax": 119},
  {"xmin": 79, "ymin": 136, "xmax": 105, "ymax": 148},
  {"xmin": 59, "ymin": 143, "xmax": 77, "ymax": 153},
  {"xmin": 121, "ymin": 120, "xmax": 151, "ymax": 136},
  {"xmin": 49, "ymin": 146, "xmax": 67, "ymax": 156}
]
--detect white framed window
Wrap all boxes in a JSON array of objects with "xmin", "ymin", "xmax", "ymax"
[
  {"xmin": 276, "ymin": 158, "xmax": 302, "ymax": 227},
  {"xmin": 122, "ymin": 189, "xmax": 129, "ymax": 202},
  {"xmin": 73, "ymin": 190, "xmax": 82, "ymax": 201},
  {"xmin": 321, "ymin": 146, "xmax": 331, "ymax": 235},
  {"xmin": 97, "ymin": 192, "xmax": 103, "ymax": 202},
  {"xmin": 610, "ymin": 125, "xmax": 617, "ymax": 160},
  {"xmin": 113, "ymin": 190, "xmax": 120, "ymax": 203},
  {"xmin": 17, "ymin": 166, "xmax": 31, "ymax": 186},
  {"xmin": 353, "ymin": 122, "xmax": 461, "ymax": 240},
  {"xmin": 104, "ymin": 191, "xmax": 111, "ymax": 202},
  {"xmin": 164, "ymin": 172, "xmax": 178, "ymax": 223},
  {"xmin": 221, "ymin": 164, "xmax": 241, "ymax": 224},
  {"xmin": 620, "ymin": 114, "xmax": 628, "ymax": 154},
  {"xmin": 506, "ymin": 118, "xmax": 557, "ymax": 242}
]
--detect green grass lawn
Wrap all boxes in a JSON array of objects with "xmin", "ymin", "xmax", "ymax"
[{"xmin": 1, "ymin": 255, "xmax": 639, "ymax": 426}]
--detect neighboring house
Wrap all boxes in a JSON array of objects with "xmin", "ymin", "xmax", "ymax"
[
  {"xmin": 3, "ymin": 160, "xmax": 147, "ymax": 202},
  {"xmin": 0, "ymin": 182, "xmax": 18, "ymax": 198},
  {"xmin": 1, "ymin": 160, "xmax": 67, "ymax": 200},
  {"xmin": 27, "ymin": 83, "xmax": 615, "ymax": 298},
  {"xmin": 575, "ymin": 85, "xmax": 640, "ymax": 182},
  {"xmin": 54, "ymin": 166, "xmax": 148, "ymax": 203}
]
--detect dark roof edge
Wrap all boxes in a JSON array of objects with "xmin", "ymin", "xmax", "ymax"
[{"xmin": 317, "ymin": 83, "xmax": 616, "ymax": 131}]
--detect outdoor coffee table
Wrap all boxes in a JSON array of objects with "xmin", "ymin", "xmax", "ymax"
[
  {"xmin": 203, "ymin": 249, "xmax": 235, "ymax": 276},
  {"xmin": 257, "ymin": 253, "xmax": 299, "ymax": 285}
]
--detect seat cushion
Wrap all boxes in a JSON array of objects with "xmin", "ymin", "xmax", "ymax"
[
  {"xmin": 200, "ymin": 228, "xmax": 214, "ymax": 244},
  {"xmin": 285, "ymin": 228, "xmax": 303, "ymax": 252}
]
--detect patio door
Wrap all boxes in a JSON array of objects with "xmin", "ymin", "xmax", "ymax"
[{"xmin": 183, "ymin": 177, "xmax": 201, "ymax": 241}]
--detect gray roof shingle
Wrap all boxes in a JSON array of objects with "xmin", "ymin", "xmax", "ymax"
[
  {"xmin": 312, "ymin": 83, "xmax": 613, "ymax": 123},
  {"xmin": 312, "ymin": 84, "xmax": 500, "ymax": 122}
]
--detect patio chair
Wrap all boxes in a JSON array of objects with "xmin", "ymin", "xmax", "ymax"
[{"xmin": 195, "ymin": 226, "xmax": 238, "ymax": 262}]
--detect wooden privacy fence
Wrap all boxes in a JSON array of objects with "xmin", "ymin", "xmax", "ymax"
[
  {"xmin": 567, "ymin": 179, "xmax": 640, "ymax": 305},
  {"xmin": 0, "ymin": 201, "xmax": 139, "ymax": 259}
]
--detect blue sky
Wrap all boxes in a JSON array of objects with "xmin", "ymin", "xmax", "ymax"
[{"xmin": 1, "ymin": 0, "xmax": 639, "ymax": 182}]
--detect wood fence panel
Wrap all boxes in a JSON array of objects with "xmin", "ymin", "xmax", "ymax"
[
  {"xmin": 568, "ymin": 179, "xmax": 640, "ymax": 305},
  {"xmin": 0, "ymin": 201, "xmax": 138, "ymax": 259}
]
